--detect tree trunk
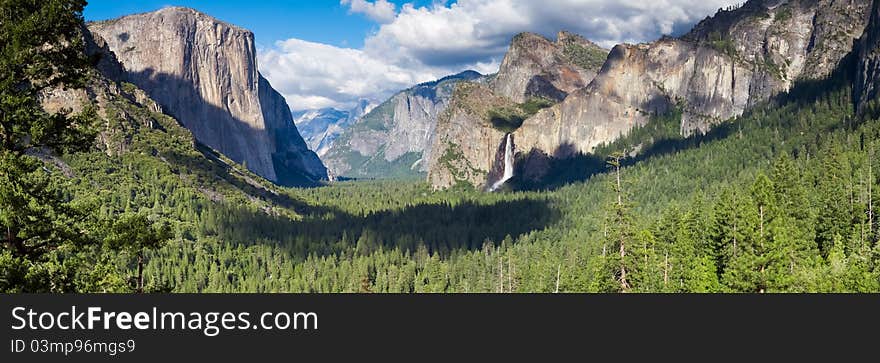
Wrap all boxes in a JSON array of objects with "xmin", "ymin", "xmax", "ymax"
[
  {"xmin": 137, "ymin": 251, "xmax": 144, "ymax": 294},
  {"xmin": 759, "ymin": 205, "xmax": 764, "ymax": 240},
  {"xmin": 869, "ymin": 145, "xmax": 874, "ymax": 237},
  {"xmin": 554, "ymin": 265, "xmax": 561, "ymax": 294},
  {"xmin": 507, "ymin": 254, "xmax": 512, "ymax": 293},
  {"xmin": 620, "ymin": 238, "xmax": 628, "ymax": 292},
  {"xmin": 733, "ymin": 223, "xmax": 737, "ymax": 258},
  {"xmin": 616, "ymin": 163, "xmax": 622, "ymax": 207},
  {"xmin": 663, "ymin": 251, "xmax": 669, "ymax": 288},
  {"xmin": 614, "ymin": 160, "xmax": 629, "ymax": 292},
  {"xmin": 498, "ymin": 257, "xmax": 503, "ymax": 293},
  {"xmin": 6, "ymin": 226, "xmax": 27, "ymax": 257}
]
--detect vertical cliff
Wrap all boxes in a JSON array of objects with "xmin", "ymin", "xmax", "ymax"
[
  {"xmin": 857, "ymin": 0, "xmax": 880, "ymax": 111},
  {"xmin": 88, "ymin": 7, "xmax": 327, "ymax": 186},
  {"xmin": 323, "ymin": 71, "xmax": 483, "ymax": 179},
  {"xmin": 428, "ymin": 31, "xmax": 608, "ymax": 189},
  {"xmin": 429, "ymin": 0, "xmax": 872, "ymax": 189},
  {"xmin": 517, "ymin": 0, "xmax": 870, "ymax": 157}
]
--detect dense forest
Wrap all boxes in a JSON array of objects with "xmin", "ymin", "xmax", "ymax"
[{"xmin": 3, "ymin": 0, "xmax": 880, "ymax": 293}]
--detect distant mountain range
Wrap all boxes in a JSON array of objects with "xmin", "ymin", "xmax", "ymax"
[
  {"xmin": 320, "ymin": 70, "xmax": 485, "ymax": 179},
  {"xmin": 293, "ymin": 100, "xmax": 374, "ymax": 159}
]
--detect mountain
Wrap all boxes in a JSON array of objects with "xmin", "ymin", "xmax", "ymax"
[
  {"xmin": 323, "ymin": 70, "xmax": 484, "ymax": 179},
  {"xmin": 492, "ymin": 31, "xmax": 607, "ymax": 103},
  {"xmin": 39, "ymin": 26, "xmax": 301, "ymax": 212},
  {"xmin": 87, "ymin": 7, "xmax": 327, "ymax": 186},
  {"xmin": 15, "ymin": 0, "xmax": 880, "ymax": 294},
  {"xmin": 293, "ymin": 100, "xmax": 373, "ymax": 159},
  {"xmin": 426, "ymin": 31, "xmax": 609, "ymax": 189},
  {"xmin": 428, "ymin": 0, "xmax": 873, "ymax": 190}
]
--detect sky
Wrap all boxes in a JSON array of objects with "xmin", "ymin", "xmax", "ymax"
[{"xmin": 85, "ymin": 0, "xmax": 741, "ymax": 112}]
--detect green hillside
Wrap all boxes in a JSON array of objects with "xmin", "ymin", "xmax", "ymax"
[{"xmin": 4, "ymin": 0, "xmax": 880, "ymax": 293}]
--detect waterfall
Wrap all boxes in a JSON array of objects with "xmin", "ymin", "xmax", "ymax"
[{"xmin": 489, "ymin": 133, "xmax": 515, "ymax": 192}]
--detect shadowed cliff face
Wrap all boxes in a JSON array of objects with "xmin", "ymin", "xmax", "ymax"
[
  {"xmin": 429, "ymin": 0, "xmax": 873, "ymax": 190},
  {"xmin": 857, "ymin": 0, "xmax": 880, "ymax": 111},
  {"xmin": 88, "ymin": 6, "xmax": 327, "ymax": 186}
]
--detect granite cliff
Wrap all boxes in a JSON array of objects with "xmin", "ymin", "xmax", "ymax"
[
  {"xmin": 429, "ymin": 0, "xmax": 872, "ymax": 189},
  {"xmin": 857, "ymin": 0, "xmax": 880, "ymax": 111},
  {"xmin": 88, "ymin": 7, "xmax": 327, "ymax": 186},
  {"xmin": 323, "ymin": 71, "xmax": 483, "ymax": 179},
  {"xmin": 428, "ymin": 31, "xmax": 608, "ymax": 188}
]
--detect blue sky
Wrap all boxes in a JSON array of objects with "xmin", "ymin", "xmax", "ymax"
[
  {"xmin": 85, "ymin": 0, "xmax": 739, "ymax": 111},
  {"xmin": 84, "ymin": 0, "xmax": 437, "ymax": 49}
]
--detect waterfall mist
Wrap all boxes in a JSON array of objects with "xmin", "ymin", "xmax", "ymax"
[{"xmin": 488, "ymin": 133, "xmax": 515, "ymax": 192}]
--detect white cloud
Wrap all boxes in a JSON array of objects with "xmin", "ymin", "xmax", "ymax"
[
  {"xmin": 341, "ymin": 0, "xmax": 397, "ymax": 23},
  {"xmin": 363, "ymin": 0, "xmax": 742, "ymax": 67},
  {"xmin": 261, "ymin": 0, "xmax": 742, "ymax": 111},
  {"xmin": 258, "ymin": 38, "xmax": 441, "ymax": 110}
]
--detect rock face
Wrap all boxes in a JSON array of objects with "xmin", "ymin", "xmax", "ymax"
[
  {"xmin": 88, "ymin": 7, "xmax": 327, "ymax": 186},
  {"xmin": 323, "ymin": 71, "xmax": 483, "ymax": 179},
  {"xmin": 857, "ymin": 0, "xmax": 880, "ymax": 111},
  {"xmin": 492, "ymin": 31, "xmax": 606, "ymax": 103},
  {"xmin": 426, "ymin": 83, "xmax": 513, "ymax": 188},
  {"xmin": 520, "ymin": 0, "xmax": 870, "ymax": 151},
  {"xmin": 42, "ymin": 29, "xmax": 169, "ymax": 157},
  {"xmin": 428, "ymin": 31, "xmax": 609, "ymax": 188},
  {"xmin": 293, "ymin": 100, "xmax": 372, "ymax": 158},
  {"xmin": 429, "ymin": 0, "xmax": 872, "ymax": 189}
]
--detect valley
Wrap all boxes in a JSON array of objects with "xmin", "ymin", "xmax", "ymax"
[
  {"xmin": 4, "ymin": 0, "xmax": 880, "ymax": 293},
  {"xmin": 59, "ymin": 65, "xmax": 880, "ymax": 292}
]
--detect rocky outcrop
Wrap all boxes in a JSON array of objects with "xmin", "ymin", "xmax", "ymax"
[
  {"xmin": 88, "ymin": 7, "xmax": 327, "ymax": 186},
  {"xmin": 324, "ymin": 71, "xmax": 483, "ymax": 179},
  {"xmin": 492, "ymin": 31, "xmax": 607, "ymax": 103},
  {"xmin": 426, "ymin": 83, "xmax": 512, "ymax": 188},
  {"xmin": 38, "ymin": 28, "xmax": 295, "ymax": 210},
  {"xmin": 857, "ymin": 0, "xmax": 880, "ymax": 111},
  {"xmin": 520, "ymin": 0, "xmax": 869, "ymax": 151},
  {"xmin": 517, "ymin": 38, "xmax": 752, "ymax": 157},
  {"xmin": 429, "ymin": 0, "xmax": 872, "ymax": 189},
  {"xmin": 428, "ymin": 31, "xmax": 609, "ymax": 189}
]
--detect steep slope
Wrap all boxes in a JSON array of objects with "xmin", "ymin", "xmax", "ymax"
[
  {"xmin": 428, "ymin": 31, "xmax": 609, "ymax": 189},
  {"xmin": 492, "ymin": 31, "xmax": 606, "ymax": 103},
  {"xmin": 293, "ymin": 100, "xmax": 372, "ymax": 158},
  {"xmin": 87, "ymin": 7, "xmax": 327, "ymax": 186},
  {"xmin": 323, "ymin": 71, "xmax": 483, "ymax": 179},
  {"xmin": 429, "ymin": 0, "xmax": 872, "ymax": 189},
  {"xmin": 857, "ymin": 0, "xmax": 880, "ymax": 111},
  {"xmin": 39, "ymin": 28, "xmax": 298, "ymax": 215}
]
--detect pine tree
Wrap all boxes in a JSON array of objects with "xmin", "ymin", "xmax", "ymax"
[
  {"xmin": 711, "ymin": 187, "xmax": 754, "ymax": 276},
  {"xmin": 816, "ymin": 146, "xmax": 853, "ymax": 256},
  {"xmin": 770, "ymin": 154, "xmax": 819, "ymax": 269},
  {"xmin": 0, "ymin": 0, "xmax": 97, "ymax": 291},
  {"xmin": 104, "ymin": 214, "xmax": 172, "ymax": 293},
  {"xmin": 605, "ymin": 152, "xmax": 632, "ymax": 292},
  {"xmin": 715, "ymin": 186, "xmax": 763, "ymax": 292}
]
